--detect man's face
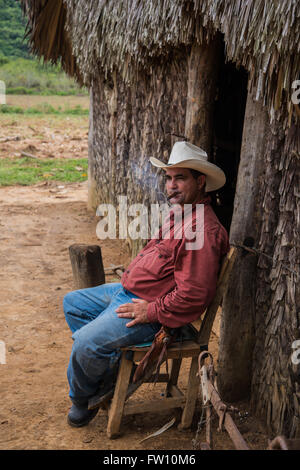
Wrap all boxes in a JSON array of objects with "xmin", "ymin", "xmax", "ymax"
[{"xmin": 164, "ymin": 167, "xmax": 206, "ymax": 206}]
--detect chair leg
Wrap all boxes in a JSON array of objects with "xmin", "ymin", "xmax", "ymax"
[
  {"xmin": 178, "ymin": 357, "xmax": 199, "ymax": 430},
  {"xmin": 166, "ymin": 358, "xmax": 182, "ymax": 396},
  {"xmin": 107, "ymin": 352, "xmax": 133, "ymax": 439}
]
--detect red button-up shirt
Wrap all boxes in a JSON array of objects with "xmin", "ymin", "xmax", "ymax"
[{"xmin": 121, "ymin": 196, "xmax": 230, "ymax": 328}]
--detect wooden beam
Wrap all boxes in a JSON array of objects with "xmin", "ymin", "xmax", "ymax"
[
  {"xmin": 130, "ymin": 341, "xmax": 201, "ymax": 361},
  {"xmin": 178, "ymin": 357, "xmax": 199, "ymax": 429},
  {"xmin": 185, "ymin": 36, "xmax": 221, "ymax": 150},
  {"xmin": 123, "ymin": 397, "xmax": 185, "ymax": 416},
  {"xmin": 107, "ymin": 354, "xmax": 133, "ymax": 438},
  {"xmin": 167, "ymin": 384, "xmax": 184, "ymax": 398},
  {"xmin": 217, "ymin": 89, "xmax": 268, "ymax": 401}
]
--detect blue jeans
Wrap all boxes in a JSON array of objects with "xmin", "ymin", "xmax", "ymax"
[{"xmin": 63, "ymin": 282, "xmax": 161, "ymax": 405}]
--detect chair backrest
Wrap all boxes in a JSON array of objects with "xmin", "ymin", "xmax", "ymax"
[{"xmin": 196, "ymin": 246, "xmax": 237, "ymax": 345}]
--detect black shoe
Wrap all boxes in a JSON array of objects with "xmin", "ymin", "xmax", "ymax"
[{"xmin": 67, "ymin": 403, "xmax": 99, "ymax": 427}]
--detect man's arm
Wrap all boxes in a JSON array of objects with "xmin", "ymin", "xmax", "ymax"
[
  {"xmin": 117, "ymin": 226, "xmax": 229, "ymax": 328},
  {"xmin": 146, "ymin": 227, "xmax": 229, "ymax": 328}
]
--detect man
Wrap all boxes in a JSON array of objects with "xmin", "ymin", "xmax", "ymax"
[{"xmin": 63, "ymin": 141, "xmax": 229, "ymax": 427}]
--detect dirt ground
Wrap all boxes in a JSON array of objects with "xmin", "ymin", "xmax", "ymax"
[
  {"xmin": 0, "ymin": 101, "xmax": 269, "ymax": 450},
  {"xmin": 0, "ymin": 95, "xmax": 89, "ymax": 161},
  {"xmin": 0, "ymin": 180, "xmax": 270, "ymax": 451}
]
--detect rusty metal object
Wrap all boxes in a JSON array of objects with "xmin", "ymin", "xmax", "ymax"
[
  {"xmin": 205, "ymin": 403, "xmax": 212, "ymax": 449},
  {"xmin": 267, "ymin": 436, "xmax": 300, "ymax": 450},
  {"xmin": 198, "ymin": 351, "xmax": 250, "ymax": 450},
  {"xmin": 197, "ymin": 351, "xmax": 300, "ymax": 451}
]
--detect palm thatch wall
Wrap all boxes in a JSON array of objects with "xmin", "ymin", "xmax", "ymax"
[
  {"xmin": 21, "ymin": 0, "xmax": 300, "ymax": 438},
  {"xmin": 88, "ymin": 56, "xmax": 188, "ymax": 253}
]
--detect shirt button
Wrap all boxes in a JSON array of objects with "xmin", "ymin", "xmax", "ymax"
[
  {"xmin": 140, "ymin": 254, "xmax": 143, "ymax": 257},
  {"xmin": 158, "ymin": 254, "xmax": 163, "ymax": 258},
  {"xmin": 127, "ymin": 270, "xmax": 130, "ymax": 273}
]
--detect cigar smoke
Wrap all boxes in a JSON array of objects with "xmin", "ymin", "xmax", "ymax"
[{"xmin": 130, "ymin": 160, "xmax": 170, "ymax": 205}]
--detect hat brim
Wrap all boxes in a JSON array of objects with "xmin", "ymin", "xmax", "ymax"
[{"xmin": 150, "ymin": 157, "xmax": 226, "ymax": 192}]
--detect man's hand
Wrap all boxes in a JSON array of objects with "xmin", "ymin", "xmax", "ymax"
[{"xmin": 116, "ymin": 298, "xmax": 149, "ymax": 327}]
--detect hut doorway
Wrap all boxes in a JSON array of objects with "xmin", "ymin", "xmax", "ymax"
[{"xmin": 210, "ymin": 61, "xmax": 248, "ymax": 233}]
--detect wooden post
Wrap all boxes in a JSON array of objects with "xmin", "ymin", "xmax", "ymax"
[
  {"xmin": 68, "ymin": 244, "xmax": 105, "ymax": 289},
  {"xmin": 185, "ymin": 36, "xmax": 221, "ymax": 150},
  {"xmin": 87, "ymin": 88, "xmax": 98, "ymax": 211},
  {"xmin": 178, "ymin": 357, "xmax": 199, "ymax": 430},
  {"xmin": 107, "ymin": 352, "xmax": 133, "ymax": 438},
  {"xmin": 217, "ymin": 90, "xmax": 268, "ymax": 401}
]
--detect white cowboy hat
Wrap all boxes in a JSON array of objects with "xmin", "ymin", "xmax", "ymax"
[{"xmin": 150, "ymin": 141, "xmax": 226, "ymax": 192}]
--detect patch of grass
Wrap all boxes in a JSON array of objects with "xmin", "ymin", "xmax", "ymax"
[
  {"xmin": 6, "ymin": 87, "xmax": 84, "ymax": 96},
  {"xmin": 0, "ymin": 57, "xmax": 88, "ymax": 95},
  {"xmin": 0, "ymin": 103, "xmax": 89, "ymax": 115},
  {"xmin": 0, "ymin": 157, "xmax": 88, "ymax": 186}
]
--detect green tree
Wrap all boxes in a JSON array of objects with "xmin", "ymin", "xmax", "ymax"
[{"xmin": 0, "ymin": 0, "xmax": 29, "ymax": 58}]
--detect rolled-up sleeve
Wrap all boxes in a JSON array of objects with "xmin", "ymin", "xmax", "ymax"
[{"xmin": 146, "ymin": 227, "xmax": 229, "ymax": 328}]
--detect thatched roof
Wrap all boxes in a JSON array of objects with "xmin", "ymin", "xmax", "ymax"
[
  {"xmin": 21, "ymin": 0, "xmax": 300, "ymax": 124},
  {"xmin": 21, "ymin": 0, "xmax": 79, "ymax": 79}
]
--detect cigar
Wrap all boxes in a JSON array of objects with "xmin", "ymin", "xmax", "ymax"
[{"xmin": 167, "ymin": 192, "xmax": 180, "ymax": 200}]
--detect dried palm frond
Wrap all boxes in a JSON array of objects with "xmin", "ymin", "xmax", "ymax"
[
  {"xmin": 20, "ymin": 0, "xmax": 82, "ymax": 83},
  {"xmin": 20, "ymin": 0, "xmax": 300, "ymax": 124}
]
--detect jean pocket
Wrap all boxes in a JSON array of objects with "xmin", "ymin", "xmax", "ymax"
[{"xmin": 110, "ymin": 286, "xmax": 124, "ymax": 302}]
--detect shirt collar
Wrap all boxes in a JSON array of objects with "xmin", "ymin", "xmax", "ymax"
[{"xmin": 192, "ymin": 194, "xmax": 211, "ymax": 207}]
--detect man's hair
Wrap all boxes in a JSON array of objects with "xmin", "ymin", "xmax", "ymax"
[{"xmin": 189, "ymin": 169, "xmax": 205, "ymax": 180}]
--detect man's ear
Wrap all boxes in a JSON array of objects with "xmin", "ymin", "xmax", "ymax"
[{"xmin": 197, "ymin": 174, "xmax": 206, "ymax": 191}]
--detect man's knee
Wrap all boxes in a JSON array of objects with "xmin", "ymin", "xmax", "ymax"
[
  {"xmin": 63, "ymin": 291, "xmax": 77, "ymax": 315},
  {"xmin": 63, "ymin": 292, "xmax": 82, "ymax": 332},
  {"xmin": 71, "ymin": 329, "xmax": 112, "ymax": 374}
]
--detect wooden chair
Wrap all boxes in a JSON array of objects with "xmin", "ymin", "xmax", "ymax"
[{"xmin": 88, "ymin": 247, "xmax": 237, "ymax": 438}]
